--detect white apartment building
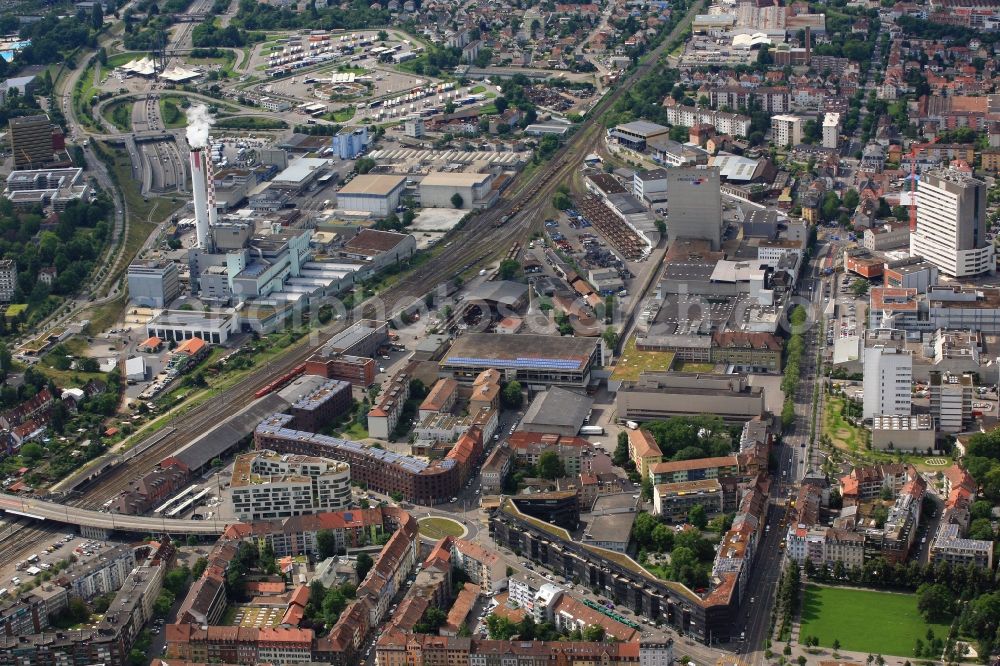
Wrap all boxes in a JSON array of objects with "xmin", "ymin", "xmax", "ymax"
[
  {"xmin": 0, "ymin": 259, "xmax": 17, "ymax": 302},
  {"xmin": 229, "ymin": 450, "xmax": 351, "ymax": 521},
  {"xmin": 67, "ymin": 545, "xmax": 137, "ymax": 600},
  {"xmin": 929, "ymin": 371, "xmax": 973, "ymax": 433},
  {"xmin": 771, "ymin": 114, "xmax": 804, "ymax": 148},
  {"xmin": 863, "ymin": 330, "xmax": 913, "ymax": 419},
  {"xmin": 822, "ymin": 112, "xmax": 841, "ymax": 149},
  {"xmin": 663, "ymin": 104, "xmax": 751, "ymax": 137},
  {"xmin": 507, "ymin": 574, "xmax": 564, "ymax": 622},
  {"xmin": 910, "ymin": 169, "xmax": 994, "ymax": 278}
]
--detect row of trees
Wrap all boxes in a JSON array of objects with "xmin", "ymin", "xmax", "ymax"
[
  {"xmin": 234, "ymin": 0, "xmax": 391, "ymax": 32},
  {"xmin": 781, "ymin": 306, "xmax": 808, "ymax": 429}
]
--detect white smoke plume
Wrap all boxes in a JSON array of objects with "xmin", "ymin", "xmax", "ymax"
[{"xmin": 186, "ymin": 104, "xmax": 214, "ymax": 149}]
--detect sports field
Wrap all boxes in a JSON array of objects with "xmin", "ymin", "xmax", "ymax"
[{"xmin": 799, "ymin": 585, "xmax": 951, "ymax": 657}]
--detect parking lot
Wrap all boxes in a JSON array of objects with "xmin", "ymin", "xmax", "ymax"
[
  {"xmin": 826, "ymin": 274, "xmax": 867, "ymax": 345},
  {"xmin": 2, "ymin": 531, "xmax": 125, "ymax": 596}
]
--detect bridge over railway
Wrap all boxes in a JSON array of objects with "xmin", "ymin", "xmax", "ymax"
[{"xmin": 0, "ymin": 494, "xmax": 227, "ymax": 535}]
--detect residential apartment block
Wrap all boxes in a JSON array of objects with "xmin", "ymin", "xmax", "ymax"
[
  {"xmin": 662, "ymin": 103, "xmax": 751, "ymax": 137},
  {"xmin": 931, "ymin": 523, "xmax": 994, "ymax": 570},
  {"xmin": 451, "ymin": 538, "xmax": 507, "ymax": 594},
  {"xmin": 627, "ymin": 428, "xmax": 662, "ymax": 479},
  {"xmin": 229, "ymin": 450, "xmax": 352, "ymax": 522},
  {"xmin": 652, "ymin": 479, "xmax": 724, "ymax": 521},
  {"xmin": 368, "ymin": 370, "xmax": 411, "ymax": 439},
  {"xmin": 648, "ymin": 455, "xmax": 740, "ymax": 485}
]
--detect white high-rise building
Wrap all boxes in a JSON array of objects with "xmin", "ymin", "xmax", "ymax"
[
  {"xmin": 771, "ymin": 114, "xmax": 803, "ymax": 148},
  {"xmin": 822, "ymin": 112, "xmax": 841, "ymax": 149},
  {"xmin": 863, "ymin": 329, "xmax": 912, "ymax": 420},
  {"xmin": 929, "ymin": 370, "xmax": 973, "ymax": 433},
  {"xmin": 910, "ymin": 169, "xmax": 994, "ymax": 277}
]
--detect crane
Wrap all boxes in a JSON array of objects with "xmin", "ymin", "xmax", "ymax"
[{"xmin": 905, "ymin": 137, "xmax": 940, "ymax": 232}]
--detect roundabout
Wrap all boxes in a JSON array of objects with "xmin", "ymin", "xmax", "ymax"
[{"xmin": 417, "ymin": 516, "xmax": 468, "ymax": 541}]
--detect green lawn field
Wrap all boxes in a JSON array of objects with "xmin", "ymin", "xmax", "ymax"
[
  {"xmin": 417, "ymin": 517, "xmax": 465, "ymax": 540},
  {"xmin": 799, "ymin": 585, "xmax": 952, "ymax": 657}
]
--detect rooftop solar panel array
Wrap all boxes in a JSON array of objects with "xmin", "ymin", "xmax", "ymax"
[
  {"xmin": 445, "ymin": 356, "xmax": 583, "ymax": 370},
  {"xmin": 257, "ymin": 415, "xmax": 430, "ymax": 473}
]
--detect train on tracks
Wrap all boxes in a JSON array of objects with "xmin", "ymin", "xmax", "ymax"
[
  {"xmin": 495, "ymin": 158, "xmax": 570, "ymax": 227},
  {"xmin": 253, "ymin": 363, "xmax": 307, "ymax": 398}
]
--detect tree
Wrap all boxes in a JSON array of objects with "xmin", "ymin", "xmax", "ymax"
[
  {"xmin": 90, "ymin": 3, "xmax": 104, "ymax": 29},
  {"xmin": 669, "ymin": 125, "xmax": 689, "ymax": 142},
  {"xmin": 687, "ymin": 504, "xmax": 708, "ymax": 529},
  {"xmin": 356, "ymin": 552, "xmax": 374, "ymax": 581},
  {"xmin": 317, "ymin": 529, "xmax": 337, "ymax": 559},
  {"xmin": 20, "ymin": 442, "xmax": 45, "ymax": 461},
  {"xmin": 192, "ymin": 557, "xmax": 208, "ymax": 579},
  {"xmin": 613, "ymin": 431, "xmax": 630, "ymax": 467},
  {"xmin": 501, "ymin": 381, "xmax": 523, "ymax": 409},
  {"xmin": 651, "ymin": 523, "xmax": 674, "ymax": 551},
  {"xmin": 164, "ymin": 566, "xmax": 192, "ymax": 597},
  {"xmin": 970, "ymin": 500, "xmax": 993, "ymax": 521},
  {"xmin": 153, "ymin": 589, "xmax": 175, "ymax": 617},
  {"xmin": 409, "ymin": 378, "xmax": 428, "ymax": 400},
  {"xmin": 641, "ymin": 475, "xmax": 653, "ymax": 502},
  {"xmin": 355, "ymin": 157, "xmax": 376, "ymax": 174},
  {"xmin": 536, "ymin": 450, "xmax": 566, "ymax": 480},
  {"xmin": 851, "ymin": 279, "xmax": 869, "ymax": 297},
  {"xmin": 602, "ymin": 326, "xmax": 618, "ymax": 350},
  {"xmin": 494, "ymin": 96, "xmax": 508, "ymax": 114},
  {"xmin": 498, "ymin": 259, "xmax": 520, "ymax": 280},
  {"xmin": 833, "ymin": 638, "xmax": 841, "ymax": 651},
  {"xmin": 843, "ymin": 188, "xmax": 860, "ymax": 210},
  {"xmin": 821, "ymin": 191, "xmax": 842, "ymax": 222},
  {"xmin": 553, "ymin": 191, "xmax": 572, "ymax": 210},
  {"xmin": 486, "ymin": 614, "xmax": 518, "ymax": 639},
  {"xmin": 968, "ymin": 518, "xmax": 995, "ymax": 540},
  {"xmin": 451, "ymin": 192, "xmax": 464, "ymax": 209},
  {"xmin": 582, "ymin": 624, "xmax": 606, "ymax": 641}
]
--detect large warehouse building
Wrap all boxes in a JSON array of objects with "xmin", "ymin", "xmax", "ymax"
[
  {"xmin": 335, "ymin": 174, "xmax": 407, "ymax": 217},
  {"xmin": 440, "ymin": 333, "xmax": 602, "ymax": 389},
  {"xmin": 419, "ymin": 171, "xmax": 497, "ymax": 210}
]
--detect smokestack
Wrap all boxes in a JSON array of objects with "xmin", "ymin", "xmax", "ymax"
[
  {"xmin": 189, "ymin": 147, "xmax": 210, "ymax": 250},
  {"xmin": 205, "ymin": 147, "xmax": 218, "ymax": 231}
]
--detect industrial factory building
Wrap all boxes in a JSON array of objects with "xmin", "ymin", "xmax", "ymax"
[
  {"xmin": 419, "ymin": 171, "xmax": 497, "ymax": 210},
  {"xmin": 335, "ymin": 174, "xmax": 407, "ymax": 217}
]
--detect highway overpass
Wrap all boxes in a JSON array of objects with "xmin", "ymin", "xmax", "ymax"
[{"xmin": 0, "ymin": 494, "xmax": 227, "ymax": 535}]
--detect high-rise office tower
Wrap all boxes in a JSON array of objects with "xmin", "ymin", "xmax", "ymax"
[
  {"xmin": 9, "ymin": 115, "xmax": 52, "ymax": 169},
  {"xmin": 910, "ymin": 168, "xmax": 993, "ymax": 277},
  {"xmin": 666, "ymin": 166, "xmax": 722, "ymax": 250},
  {"xmin": 863, "ymin": 329, "xmax": 912, "ymax": 420}
]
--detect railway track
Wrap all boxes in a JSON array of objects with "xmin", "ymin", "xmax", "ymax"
[{"xmin": 1, "ymin": 0, "xmax": 701, "ymax": 557}]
